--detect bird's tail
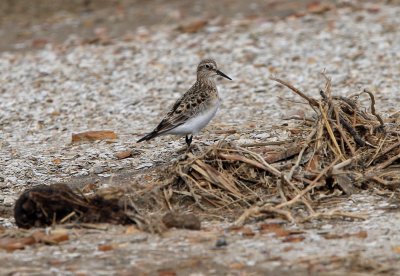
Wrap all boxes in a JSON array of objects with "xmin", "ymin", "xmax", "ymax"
[{"xmin": 137, "ymin": 131, "xmax": 158, "ymax": 143}]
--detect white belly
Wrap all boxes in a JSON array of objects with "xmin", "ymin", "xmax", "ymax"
[{"xmin": 166, "ymin": 101, "xmax": 220, "ymax": 135}]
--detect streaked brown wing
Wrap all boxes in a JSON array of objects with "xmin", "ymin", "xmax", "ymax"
[
  {"xmin": 153, "ymin": 113, "xmax": 190, "ymax": 135},
  {"xmin": 152, "ymin": 94, "xmax": 194, "ymax": 135},
  {"xmin": 150, "ymin": 82, "xmax": 201, "ymax": 135}
]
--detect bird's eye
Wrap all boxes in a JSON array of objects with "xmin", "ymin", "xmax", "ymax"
[{"xmin": 205, "ymin": 64, "xmax": 211, "ymax": 69}]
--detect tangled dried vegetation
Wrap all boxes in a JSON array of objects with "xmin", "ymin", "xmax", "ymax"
[
  {"xmin": 14, "ymin": 76, "xmax": 400, "ymax": 229},
  {"xmin": 152, "ymin": 75, "xmax": 400, "ymax": 225},
  {"xmin": 14, "ymin": 184, "xmax": 135, "ymax": 229}
]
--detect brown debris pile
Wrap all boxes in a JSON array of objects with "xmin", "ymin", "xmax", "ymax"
[
  {"xmin": 0, "ymin": 228, "xmax": 69, "ymax": 252},
  {"xmin": 159, "ymin": 76, "xmax": 400, "ymax": 224},
  {"xmin": 13, "ymin": 76, "xmax": 399, "ymax": 229},
  {"xmin": 14, "ymin": 184, "xmax": 135, "ymax": 229}
]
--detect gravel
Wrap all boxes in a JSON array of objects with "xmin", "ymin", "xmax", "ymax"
[
  {"xmin": 2, "ymin": 2, "xmax": 399, "ymax": 189},
  {"xmin": 1, "ymin": 1, "xmax": 400, "ymax": 273}
]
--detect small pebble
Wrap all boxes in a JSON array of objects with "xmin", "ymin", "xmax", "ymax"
[
  {"xmin": 92, "ymin": 166, "xmax": 105, "ymax": 174},
  {"xmin": 215, "ymin": 236, "xmax": 228, "ymax": 248},
  {"xmin": 135, "ymin": 163, "xmax": 153, "ymax": 170}
]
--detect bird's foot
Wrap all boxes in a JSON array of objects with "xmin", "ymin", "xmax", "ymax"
[{"xmin": 185, "ymin": 135, "xmax": 193, "ymax": 147}]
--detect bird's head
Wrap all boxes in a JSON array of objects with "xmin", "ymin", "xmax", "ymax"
[{"xmin": 196, "ymin": 59, "xmax": 232, "ymax": 81}]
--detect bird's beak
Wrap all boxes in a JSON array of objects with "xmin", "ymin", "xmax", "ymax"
[{"xmin": 216, "ymin": 70, "xmax": 232, "ymax": 80}]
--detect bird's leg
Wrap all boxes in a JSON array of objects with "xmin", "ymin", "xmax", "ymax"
[{"xmin": 185, "ymin": 134, "xmax": 193, "ymax": 147}]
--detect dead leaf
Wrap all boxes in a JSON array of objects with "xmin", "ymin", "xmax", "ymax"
[
  {"xmin": 158, "ymin": 270, "xmax": 176, "ymax": 276},
  {"xmin": 240, "ymin": 227, "xmax": 256, "ymax": 237},
  {"xmin": 48, "ymin": 259, "xmax": 64, "ymax": 266},
  {"xmin": 290, "ymin": 13, "xmax": 306, "ymax": 19},
  {"xmin": 392, "ymin": 246, "xmax": 400, "ymax": 253},
  {"xmin": 322, "ymin": 234, "xmax": 343, "ymax": 239},
  {"xmin": 92, "ymin": 27, "xmax": 111, "ymax": 45},
  {"xmin": 125, "ymin": 226, "xmax": 141, "ymax": 235},
  {"xmin": 366, "ymin": 5, "xmax": 380, "ymax": 14},
  {"xmin": 0, "ymin": 237, "xmax": 35, "ymax": 252},
  {"xmin": 306, "ymin": 154, "xmax": 320, "ymax": 171},
  {"xmin": 178, "ymin": 19, "xmax": 208, "ymax": 33},
  {"xmin": 185, "ymin": 231, "xmax": 217, "ymax": 243},
  {"xmin": 31, "ymin": 229, "xmax": 69, "ymax": 244},
  {"xmin": 259, "ymin": 223, "xmax": 290, "ymax": 237},
  {"xmin": 0, "ymin": 230, "xmax": 69, "ymax": 252},
  {"xmin": 32, "ymin": 230, "xmax": 46, "ymax": 242},
  {"xmin": 98, "ymin": 244, "xmax": 114, "ymax": 251},
  {"xmin": 81, "ymin": 183, "xmax": 98, "ymax": 193},
  {"xmin": 307, "ymin": 3, "xmax": 331, "ymax": 14},
  {"xmin": 258, "ymin": 145, "xmax": 302, "ymax": 164},
  {"xmin": 229, "ymin": 262, "xmax": 245, "ymax": 270},
  {"xmin": 307, "ymin": 57, "xmax": 317, "ymax": 64},
  {"xmin": 322, "ymin": 230, "xmax": 368, "ymax": 240},
  {"xmin": 115, "ymin": 150, "xmax": 133, "ymax": 160},
  {"xmin": 268, "ymin": 66, "xmax": 279, "ymax": 74},
  {"xmin": 282, "ymin": 236, "xmax": 305, "ymax": 243},
  {"xmin": 43, "ymin": 233, "xmax": 69, "ymax": 244},
  {"xmin": 254, "ymin": 63, "xmax": 266, "ymax": 68},
  {"xmin": 52, "ymin": 158, "xmax": 62, "ymax": 165},
  {"xmin": 42, "ymin": 229, "xmax": 69, "ymax": 244},
  {"xmin": 71, "ymin": 130, "xmax": 117, "ymax": 143},
  {"xmin": 32, "ymin": 38, "xmax": 49, "ymax": 48},
  {"xmin": 283, "ymin": 246, "xmax": 294, "ymax": 252},
  {"xmin": 354, "ymin": 230, "xmax": 368, "ymax": 239},
  {"xmin": 288, "ymin": 128, "xmax": 302, "ymax": 135}
]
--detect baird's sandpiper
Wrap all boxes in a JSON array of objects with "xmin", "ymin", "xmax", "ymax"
[{"xmin": 137, "ymin": 58, "xmax": 232, "ymax": 146}]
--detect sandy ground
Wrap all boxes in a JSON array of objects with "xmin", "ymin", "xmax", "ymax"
[{"xmin": 1, "ymin": 0, "xmax": 400, "ymax": 275}]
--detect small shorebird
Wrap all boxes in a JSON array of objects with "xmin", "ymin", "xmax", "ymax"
[{"xmin": 137, "ymin": 58, "xmax": 232, "ymax": 147}]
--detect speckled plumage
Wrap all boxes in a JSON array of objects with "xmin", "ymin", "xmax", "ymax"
[{"xmin": 137, "ymin": 58, "xmax": 232, "ymax": 146}]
